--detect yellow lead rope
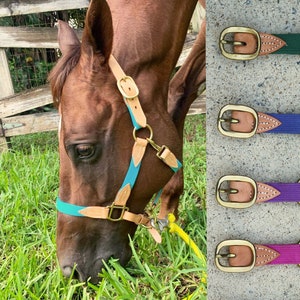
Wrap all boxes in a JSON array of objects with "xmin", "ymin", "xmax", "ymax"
[{"xmin": 167, "ymin": 213, "xmax": 207, "ymax": 299}]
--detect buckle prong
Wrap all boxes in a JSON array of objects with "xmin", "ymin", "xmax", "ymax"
[
  {"xmin": 220, "ymin": 40, "xmax": 246, "ymax": 46},
  {"xmin": 220, "ymin": 188, "xmax": 239, "ymax": 194},
  {"xmin": 216, "ymin": 253, "xmax": 236, "ymax": 259}
]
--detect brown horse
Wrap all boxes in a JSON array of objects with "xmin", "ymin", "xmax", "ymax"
[{"xmin": 49, "ymin": 0, "xmax": 205, "ymax": 283}]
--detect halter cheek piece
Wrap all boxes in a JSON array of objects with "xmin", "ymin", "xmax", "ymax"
[{"xmin": 56, "ymin": 55, "xmax": 182, "ymax": 243}]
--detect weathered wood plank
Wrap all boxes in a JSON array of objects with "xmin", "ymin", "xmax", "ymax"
[
  {"xmin": 2, "ymin": 111, "xmax": 59, "ymax": 137},
  {"xmin": 0, "ymin": 85, "xmax": 53, "ymax": 118},
  {"xmin": 0, "ymin": 49, "xmax": 14, "ymax": 151},
  {"xmin": 0, "ymin": 26, "xmax": 82, "ymax": 49},
  {"xmin": 0, "ymin": 0, "xmax": 89, "ymax": 17}
]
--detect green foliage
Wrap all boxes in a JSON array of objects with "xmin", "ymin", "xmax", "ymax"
[{"xmin": 0, "ymin": 115, "xmax": 206, "ymax": 299}]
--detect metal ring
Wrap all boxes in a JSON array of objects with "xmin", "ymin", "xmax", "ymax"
[{"xmin": 133, "ymin": 124, "xmax": 153, "ymax": 141}]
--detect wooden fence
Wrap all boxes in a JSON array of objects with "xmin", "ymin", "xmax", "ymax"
[{"xmin": 0, "ymin": 0, "xmax": 204, "ymax": 152}]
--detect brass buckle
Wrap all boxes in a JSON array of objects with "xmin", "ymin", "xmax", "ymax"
[
  {"xmin": 117, "ymin": 76, "xmax": 139, "ymax": 99},
  {"xmin": 107, "ymin": 204, "xmax": 129, "ymax": 221},
  {"xmin": 216, "ymin": 175, "xmax": 257, "ymax": 208},
  {"xmin": 218, "ymin": 104, "xmax": 258, "ymax": 138},
  {"xmin": 215, "ymin": 240, "xmax": 256, "ymax": 272},
  {"xmin": 219, "ymin": 26, "xmax": 261, "ymax": 60}
]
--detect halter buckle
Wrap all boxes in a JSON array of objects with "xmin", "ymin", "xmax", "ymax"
[
  {"xmin": 216, "ymin": 175, "xmax": 257, "ymax": 208},
  {"xmin": 219, "ymin": 26, "xmax": 261, "ymax": 60},
  {"xmin": 107, "ymin": 204, "xmax": 129, "ymax": 221},
  {"xmin": 215, "ymin": 240, "xmax": 256, "ymax": 272},
  {"xmin": 117, "ymin": 76, "xmax": 139, "ymax": 99},
  {"xmin": 218, "ymin": 104, "xmax": 258, "ymax": 138}
]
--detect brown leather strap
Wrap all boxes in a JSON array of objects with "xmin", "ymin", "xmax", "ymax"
[
  {"xmin": 234, "ymin": 32, "xmax": 286, "ymax": 56},
  {"xmin": 229, "ymin": 181, "xmax": 281, "ymax": 203},
  {"xmin": 229, "ymin": 244, "xmax": 280, "ymax": 267},
  {"xmin": 231, "ymin": 111, "xmax": 281, "ymax": 134}
]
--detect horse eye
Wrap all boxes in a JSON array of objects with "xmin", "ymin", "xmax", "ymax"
[{"xmin": 75, "ymin": 144, "xmax": 95, "ymax": 159}]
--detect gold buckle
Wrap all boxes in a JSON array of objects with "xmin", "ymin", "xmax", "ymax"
[
  {"xmin": 215, "ymin": 240, "xmax": 256, "ymax": 272},
  {"xmin": 218, "ymin": 104, "xmax": 258, "ymax": 138},
  {"xmin": 219, "ymin": 26, "xmax": 261, "ymax": 60},
  {"xmin": 107, "ymin": 204, "xmax": 129, "ymax": 221},
  {"xmin": 216, "ymin": 175, "xmax": 257, "ymax": 208},
  {"xmin": 117, "ymin": 76, "xmax": 139, "ymax": 99}
]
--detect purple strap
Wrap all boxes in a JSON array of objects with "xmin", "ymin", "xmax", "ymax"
[
  {"xmin": 265, "ymin": 183, "xmax": 300, "ymax": 203},
  {"xmin": 265, "ymin": 244, "xmax": 300, "ymax": 265}
]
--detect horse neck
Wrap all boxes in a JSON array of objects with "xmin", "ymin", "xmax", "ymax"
[{"xmin": 108, "ymin": 0, "xmax": 197, "ymax": 106}]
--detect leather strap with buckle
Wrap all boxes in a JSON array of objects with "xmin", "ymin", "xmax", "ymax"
[
  {"xmin": 215, "ymin": 239, "xmax": 300, "ymax": 272},
  {"xmin": 219, "ymin": 26, "xmax": 300, "ymax": 60},
  {"xmin": 216, "ymin": 175, "xmax": 300, "ymax": 208},
  {"xmin": 218, "ymin": 104, "xmax": 300, "ymax": 138}
]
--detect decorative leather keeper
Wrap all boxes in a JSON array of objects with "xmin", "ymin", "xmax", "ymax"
[
  {"xmin": 234, "ymin": 32, "xmax": 286, "ymax": 56},
  {"xmin": 229, "ymin": 244, "xmax": 280, "ymax": 267},
  {"xmin": 230, "ymin": 111, "xmax": 282, "ymax": 134}
]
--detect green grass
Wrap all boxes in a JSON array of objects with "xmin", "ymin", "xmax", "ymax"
[{"xmin": 0, "ymin": 114, "xmax": 206, "ymax": 299}]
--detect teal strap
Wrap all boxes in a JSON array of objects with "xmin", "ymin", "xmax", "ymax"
[
  {"xmin": 273, "ymin": 34, "xmax": 300, "ymax": 54},
  {"xmin": 56, "ymin": 197, "xmax": 84, "ymax": 217},
  {"xmin": 120, "ymin": 156, "xmax": 141, "ymax": 189},
  {"xmin": 171, "ymin": 159, "xmax": 182, "ymax": 173},
  {"xmin": 126, "ymin": 104, "xmax": 142, "ymax": 130}
]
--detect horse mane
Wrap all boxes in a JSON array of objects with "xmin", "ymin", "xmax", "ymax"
[{"xmin": 48, "ymin": 45, "xmax": 81, "ymax": 107}]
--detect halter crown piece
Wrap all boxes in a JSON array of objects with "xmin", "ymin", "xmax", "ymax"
[{"xmin": 56, "ymin": 55, "xmax": 182, "ymax": 243}]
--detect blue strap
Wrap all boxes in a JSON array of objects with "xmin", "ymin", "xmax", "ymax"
[
  {"xmin": 126, "ymin": 104, "xmax": 142, "ymax": 130},
  {"xmin": 56, "ymin": 197, "xmax": 84, "ymax": 217},
  {"xmin": 172, "ymin": 159, "xmax": 183, "ymax": 173},
  {"xmin": 121, "ymin": 156, "xmax": 141, "ymax": 189},
  {"xmin": 268, "ymin": 113, "xmax": 300, "ymax": 134}
]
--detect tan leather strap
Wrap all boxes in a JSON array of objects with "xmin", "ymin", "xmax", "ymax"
[
  {"xmin": 229, "ymin": 244, "xmax": 280, "ymax": 267},
  {"xmin": 109, "ymin": 55, "xmax": 147, "ymax": 128},
  {"xmin": 231, "ymin": 111, "xmax": 281, "ymax": 134},
  {"xmin": 229, "ymin": 181, "xmax": 281, "ymax": 204},
  {"xmin": 234, "ymin": 32, "xmax": 286, "ymax": 56}
]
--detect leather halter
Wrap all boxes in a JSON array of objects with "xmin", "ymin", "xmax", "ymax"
[{"xmin": 56, "ymin": 55, "xmax": 182, "ymax": 243}]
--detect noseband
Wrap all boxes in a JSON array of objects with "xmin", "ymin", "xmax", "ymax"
[{"xmin": 56, "ymin": 55, "xmax": 182, "ymax": 243}]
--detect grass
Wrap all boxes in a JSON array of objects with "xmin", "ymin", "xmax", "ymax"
[{"xmin": 0, "ymin": 114, "xmax": 206, "ymax": 299}]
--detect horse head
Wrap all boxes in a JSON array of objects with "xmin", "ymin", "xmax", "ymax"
[{"xmin": 49, "ymin": 0, "xmax": 188, "ymax": 283}]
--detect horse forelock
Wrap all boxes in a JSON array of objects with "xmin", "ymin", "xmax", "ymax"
[{"xmin": 48, "ymin": 45, "xmax": 81, "ymax": 107}]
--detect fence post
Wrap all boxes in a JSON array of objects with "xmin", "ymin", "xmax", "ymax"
[{"xmin": 0, "ymin": 49, "xmax": 14, "ymax": 152}]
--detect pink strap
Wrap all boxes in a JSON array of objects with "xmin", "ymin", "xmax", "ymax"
[{"xmin": 264, "ymin": 244, "xmax": 300, "ymax": 265}]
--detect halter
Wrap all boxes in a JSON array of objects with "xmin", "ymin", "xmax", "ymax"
[{"xmin": 56, "ymin": 55, "xmax": 182, "ymax": 243}]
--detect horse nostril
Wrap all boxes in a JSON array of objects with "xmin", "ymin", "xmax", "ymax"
[{"xmin": 62, "ymin": 266, "xmax": 74, "ymax": 278}]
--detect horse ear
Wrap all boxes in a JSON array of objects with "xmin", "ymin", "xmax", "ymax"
[
  {"xmin": 81, "ymin": 0, "xmax": 113, "ymax": 62},
  {"xmin": 57, "ymin": 20, "xmax": 80, "ymax": 55}
]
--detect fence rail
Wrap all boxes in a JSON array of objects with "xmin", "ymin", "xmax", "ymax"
[{"xmin": 0, "ymin": 0, "xmax": 204, "ymax": 152}]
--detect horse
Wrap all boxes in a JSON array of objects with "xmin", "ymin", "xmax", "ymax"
[{"xmin": 49, "ymin": 0, "xmax": 205, "ymax": 283}]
